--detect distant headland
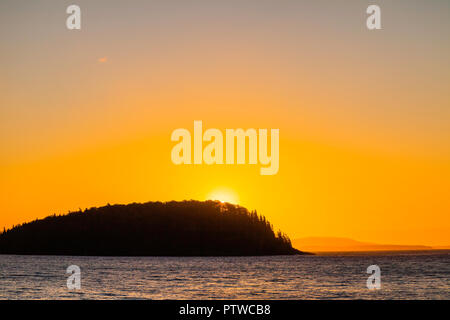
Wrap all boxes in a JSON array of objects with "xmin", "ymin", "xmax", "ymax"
[
  {"xmin": 292, "ymin": 237, "xmax": 441, "ymax": 253},
  {"xmin": 0, "ymin": 200, "xmax": 305, "ymax": 256}
]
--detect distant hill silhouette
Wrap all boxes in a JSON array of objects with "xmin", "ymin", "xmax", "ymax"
[
  {"xmin": 293, "ymin": 237, "xmax": 433, "ymax": 252},
  {"xmin": 0, "ymin": 200, "xmax": 304, "ymax": 256}
]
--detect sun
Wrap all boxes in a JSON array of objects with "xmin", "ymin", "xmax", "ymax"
[{"xmin": 206, "ymin": 188, "xmax": 239, "ymax": 204}]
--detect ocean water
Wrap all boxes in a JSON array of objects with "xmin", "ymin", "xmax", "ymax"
[{"xmin": 0, "ymin": 251, "xmax": 448, "ymax": 299}]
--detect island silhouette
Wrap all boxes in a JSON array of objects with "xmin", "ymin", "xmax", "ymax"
[{"xmin": 0, "ymin": 200, "xmax": 305, "ymax": 256}]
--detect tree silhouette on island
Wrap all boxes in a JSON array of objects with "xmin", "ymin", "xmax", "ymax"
[{"xmin": 0, "ymin": 200, "xmax": 305, "ymax": 256}]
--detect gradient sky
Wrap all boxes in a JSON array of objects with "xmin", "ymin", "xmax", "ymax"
[{"xmin": 1, "ymin": 0, "xmax": 449, "ymax": 245}]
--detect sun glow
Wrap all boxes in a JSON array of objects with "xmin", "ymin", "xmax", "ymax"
[{"xmin": 207, "ymin": 189, "xmax": 239, "ymax": 205}]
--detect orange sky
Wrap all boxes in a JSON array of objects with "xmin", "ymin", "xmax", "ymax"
[{"xmin": 1, "ymin": 1, "xmax": 449, "ymax": 246}]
